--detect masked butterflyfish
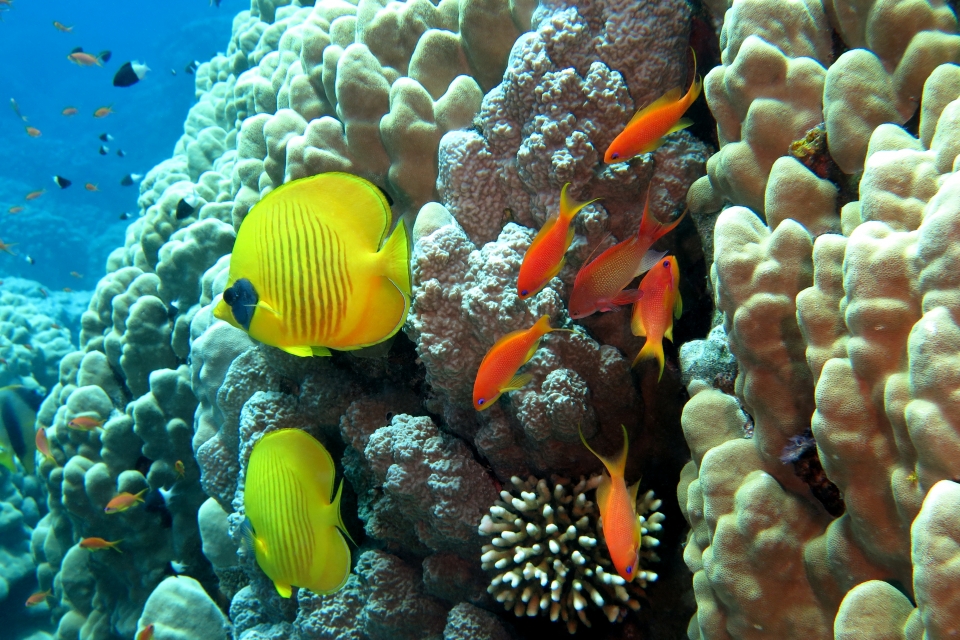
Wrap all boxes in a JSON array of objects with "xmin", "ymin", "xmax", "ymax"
[
  {"xmin": 242, "ymin": 429, "xmax": 352, "ymax": 597},
  {"xmin": 213, "ymin": 172, "xmax": 411, "ymax": 357},
  {"xmin": 0, "ymin": 385, "xmax": 44, "ymax": 475}
]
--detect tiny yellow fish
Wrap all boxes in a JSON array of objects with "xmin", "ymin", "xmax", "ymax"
[
  {"xmin": 214, "ymin": 173, "xmax": 410, "ymax": 358},
  {"xmin": 174, "ymin": 459, "xmax": 185, "ymax": 479},
  {"xmin": 93, "ymin": 105, "xmax": 113, "ymax": 118},
  {"xmin": 242, "ymin": 429, "xmax": 352, "ymax": 597}
]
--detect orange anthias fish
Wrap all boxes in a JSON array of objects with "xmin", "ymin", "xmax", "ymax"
[
  {"xmin": 36, "ymin": 427, "xmax": 55, "ymax": 461},
  {"xmin": 85, "ymin": 183, "xmax": 99, "ymax": 192},
  {"xmin": 67, "ymin": 50, "xmax": 103, "ymax": 67},
  {"xmin": 25, "ymin": 589, "xmax": 51, "ymax": 607},
  {"xmin": 68, "ymin": 416, "xmax": 105, "ymax": 430},
  {"xmin": 580, "ymin": 424, "xmax": 643, "ymax": 581},
  {"xmin": 137, "ymin": 624, "xmax": 155, "ymax": 640},
  {"xmin": 174, "ymin": 460, "xmax": 185, "ymax": 479},
  {"xmin": 473, "ymin": 315, "xmax": 568, "ymax": 410},
  {"xmin": 53, "ymin": 21, "xmax": 73, "ymax": 32},
  {"xmin": 8, "ymin": 206, "xmax": 23, "ymax": 214},
  {"xmin": 104, "ymin": 489, "xmax": 147, "ymax": 514},
  {"xmin": 630, "ymin": 256, "xmax": 682, "ymax": 380},
  {"xmin": 24, "ymin": 126, "xmax": 41, "ymax": 138},
  {"xmin": 79, "ymin": 537, "xmax": 123, "ymax": 552},
  {"xmin": 604, "ymin": 49, "xmax": 702, "ymax": 164},
  {"xmin": 62, "ymin": 107, "xmax": 78, "ymax": 116},
  {"xmin": 70, "ymin": 271, "xmax": 83, "ymax": 278},
  {"xmin": 25, "ymin": 189, "xmax": 45, "ymax": 200},
  {"xmin": 568, "ymin": 191, "xmax": 686, "ymax": 319},
  {"xmin": 93, "ymin": 105, "xmax": 113, "ymax": 118},
  {"xmin": 517, "ymin": 183, "xmax": 599, "ymax": 300},
  {"xmin": 0, "ymin": 238, "xmax": 17, "ymax": 256}
]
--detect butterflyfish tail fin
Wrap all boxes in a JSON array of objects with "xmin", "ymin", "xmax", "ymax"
[
  {"xmin": 559, "ymin": 183, "xmax": 600, "ymax": 224},
  {"xmin": 331, "ymin": 479, "xmax": 356, "ymax": 546},
  {"xmin": 380, "ymin": 222, "xmax": 411, "ymax": 298},
  {"xmin": 579, "ymin": 424, "xmax": 629, "ymax": 479},
  {"xmin": 632, "ymin": 340, "xmax": 665, "ymax": 380},
  {"xmin": 274, "ymin": 582, "xmax": 292, "ymax": 598}
]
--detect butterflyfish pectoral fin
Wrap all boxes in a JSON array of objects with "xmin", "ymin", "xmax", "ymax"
[
  {"xmin": 311, "ymin": 346, "xmax": 332, "ymax": 357},
  {"xmin": 256, "ymin": 300, "xmax": 282, "ymax": 318},
  {"xmin": 501, "ymin": 373, "xmax": 533, "ymax": 392},
  {"xmin": 240, "ymin": 517, "xmax": 257, "ymax": 556},
  {"xmin": 279, "ymin": 345, "xmax": 314, "ymax": 358},
  {"xmin": 274, "ymin": 581, "xmax": 293, "ymax": 598}
]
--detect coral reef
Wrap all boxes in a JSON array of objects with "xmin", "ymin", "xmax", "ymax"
[
  {"xmin": 22, "ymin": 0, "xmax": 708, "ymax": 637},
  {"xmin": 480, "ymin": 474, "xmax": 663, "ymax": 633},
  {"xmin": 678, "ymin": 0, "xmax": 960, "ymax": 637}
]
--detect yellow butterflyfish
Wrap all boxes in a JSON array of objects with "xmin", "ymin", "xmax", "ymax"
[
  {"xmin": 242, "ymin": 429, "xmax": 352, "ymax": 598},
  {"xmin": 213, "ymin": 172, "xmax": 411, "ymax": 357}
]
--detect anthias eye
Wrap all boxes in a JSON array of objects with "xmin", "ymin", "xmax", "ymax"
[
  {"xmin": 662, "ymin": 260, "xmax": 670, "ymax": 268},
  {"xmin": 521, "ymin": 290, "xmax": 528, "ymax": 296},
  {"xmin": 626, "ymin": 566, "xmax": 632, "ymax": 574},
  {"xmin": 478, "ymin": 399, "xmax": 485, "ymax": 405}
]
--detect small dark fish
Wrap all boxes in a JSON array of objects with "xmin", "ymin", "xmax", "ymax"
[
  {"xmin": 119, "ymin": 173, "xmax": 142, "ymax": 187},
  {"xmin": 167, "ymin": 303, "xmax": 179, "ymax": 319},
  {"xmin": 210, "ymin": 0, "xmax": 221, "ymax": 7},
  {"xmin": 25, "ymin": 256, "xmax": 35, "ymax": 266},
  {"xmin": 184, "ymin": 61, "xmax": 198, "ymax": 75},
  {"xmin": 175, "ymin": 193, "xmax": 199, "ymax": 220},
  {"xmin": 116, "ymin": 149, "xmax": 126, "ymax": 158},
  {"xmin": 99, "ymin": 133, "xmax": 113, "ymax": 142},
  {"xmin": 53, "ymin": 175, "xmax": 72, "ymax": 189},
  {"xmin": 113, "ymin": 61, "xmax": 150, "ymax": 88},
  {"xmin": 119, "ymin": 212, "xmax": 132, "ymax": 220},
  {"xmin": 99, "ymin": 145, "xmax": 109, "ymax": 155},
  {"xmin": 98, "ymin": 50, "xmax": 112, "ymax": 63}
]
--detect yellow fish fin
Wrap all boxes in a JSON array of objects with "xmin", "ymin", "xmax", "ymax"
[
  {"xmin": 274, "ymin": 581, "xmax": 293, "ymax": 598},
  {"xmin": 674, "ymin": 292, "xmax": 683, "ymax": 319},
  {"xmin": 379, "ymin": 221, "xmax": 411, "ymax": 298},
  {"xmin": 632, "ymin": 339, "xmax": 665, "ymax": 381},
  {"xmin": 627, "ymin": 87, "xmax": 683, "ymax": 126},
  {"xmin": 579, "ymin": 424, "xmax": 629, "ymax": 479},
  {"xmin": 279, "ymin": 345, "xmax": 314, "ymax": 358},
  {"xmin": 311, "ymin": 346, "xmax": 332, "ymax": 357},
  {"xmin": 664, "ymin": 322, "xmax": 674, "ymax": 343},
  {"xmin": 309, "ymin": 480, "xmax": 352, "ymax": 594},
  {"xmin": 501, "ymin": 372, "xmax": 533, "ymax": 392},
  {"xmin": 627, "ymin": 478, "xmax": 642, "ymax": 506},
  {"xmin": 558, "ymin": 183, "xmax": 600, "ymax": 224},
  {"xmin": 256, "ymin": 300, "xmax": 282, "ymax": 318},
  {"xmin": 631, "ymin": 306, "xmax": 648, "ymax": 338},
  {"xmin": 0, "ymin": 447, "xmax": 14, "ymax": 472},
  {"xmin": 596, "ymin": 471, "xmax": 612, "ymax": 517},
  {"xmin": 666, "ymin": 118, "xmax": 694, "ymax": 136}
]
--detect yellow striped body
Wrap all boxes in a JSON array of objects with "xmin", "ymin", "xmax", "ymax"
[
  {"xmin": 244, "ymin": 429, "xmax": 351, "ymax": 597},
  {"xmin": 215, "ymin": 173, "xmax": 410, "ymax": 356}
]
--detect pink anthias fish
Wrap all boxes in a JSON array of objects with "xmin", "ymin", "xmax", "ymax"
[{"xmin": 568, "ymin": 191, "xmax": 685, "ymax": 319}]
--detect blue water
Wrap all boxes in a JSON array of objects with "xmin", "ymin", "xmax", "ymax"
[{"xmin": 0, "ymin": 0, "xmax": 236, "ymax": 291}]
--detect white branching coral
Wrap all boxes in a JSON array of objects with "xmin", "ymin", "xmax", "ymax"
[{"xmin": 479, "ymin": 474, "xmax": 664, "ymax": 633}]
